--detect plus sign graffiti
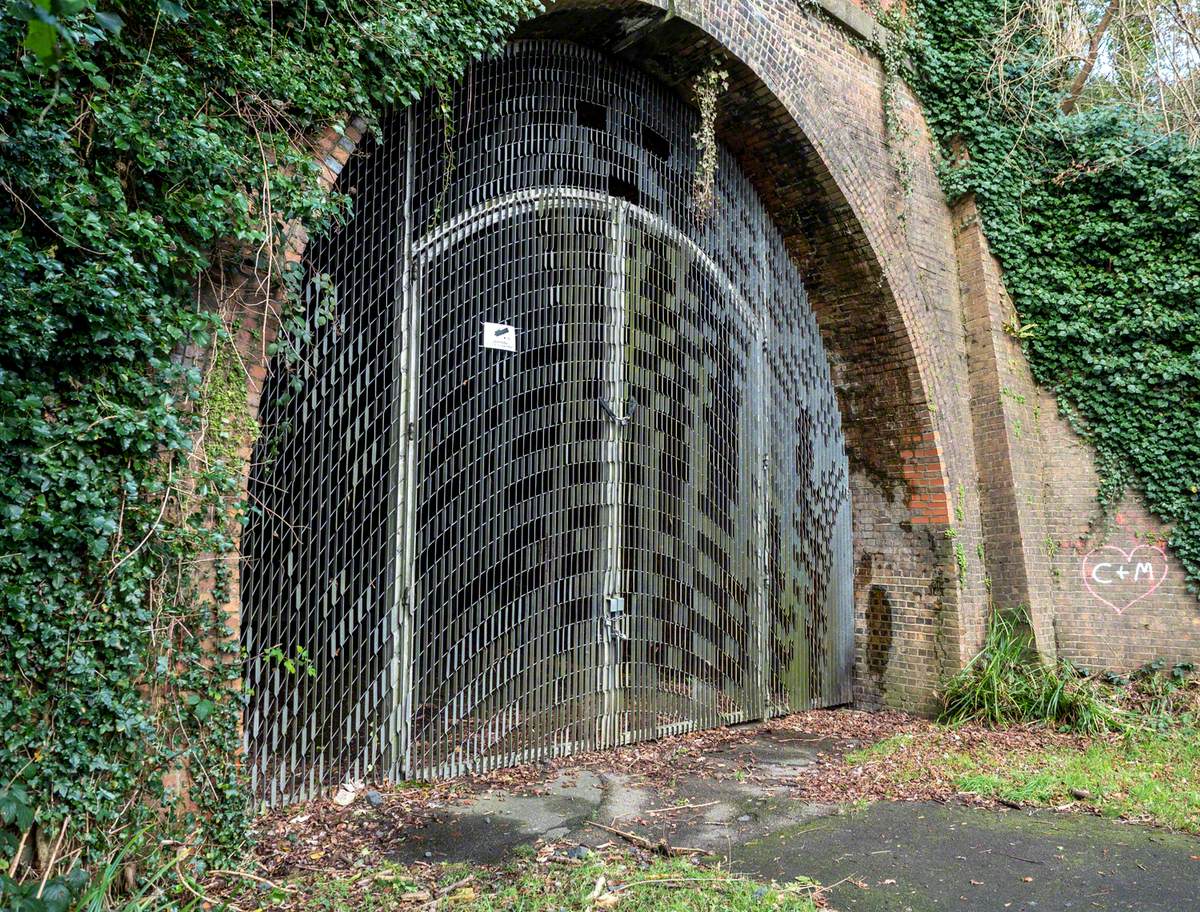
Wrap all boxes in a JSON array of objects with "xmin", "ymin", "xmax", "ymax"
[{"xmin": 1082, "ymin": 544, "xmax": 1169, "ymax": 614}]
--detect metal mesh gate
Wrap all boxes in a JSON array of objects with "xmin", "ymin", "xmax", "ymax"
[{"xmin": 242, "ymin": 41, "xmax": 852, "ymax": 803}]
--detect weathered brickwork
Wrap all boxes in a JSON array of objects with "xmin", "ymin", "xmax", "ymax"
[
  {"xmin": 953, "ymin": 192, "xmax": 1199, "ymax": 673},
  {"xmin": 1040, "ymin": 417, "xmax": 1200, "ymax": 671},
  {"xmin": 219, "ymin": 0, "xmax": 1200, "ymax": 716},
  {"xmin": 198, "ymin": 120, "xmax": 365, "ymax": 653},
  {"xmin": 953, "ymin": 195, "xmax": 1057, "ymax": 660}
]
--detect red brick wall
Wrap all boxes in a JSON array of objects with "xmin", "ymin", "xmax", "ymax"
[
  {"xmin": 953, "ymin": 194, "xmax": 1200, "ymax": 673},
  {"xmin": 1039, "ymin": 400, "xmax": 1200, "ymax": 670}
]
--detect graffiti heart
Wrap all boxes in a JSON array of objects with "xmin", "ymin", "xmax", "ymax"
[{"xmin": 1081, "ymin": 544, "xmax": 1169, "ymax": 614}]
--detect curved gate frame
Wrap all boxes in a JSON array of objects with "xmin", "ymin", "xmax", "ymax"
[
  {"xmin": 242, "ymin": 40, "xmax": 853, "ymax": 803},
  {"xmin": 395, "ymin": 187, "xmax": 777, "ymax": 778}
]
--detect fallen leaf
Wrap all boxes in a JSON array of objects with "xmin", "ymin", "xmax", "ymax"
[{"xmin": 586, "ymin": 876, "xmax": 606, "ymax": 902}]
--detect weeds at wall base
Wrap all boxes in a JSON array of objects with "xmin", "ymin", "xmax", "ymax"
[{"xmin": 940, "ymin": 607, "xmax": 1199, "ymax": 735}]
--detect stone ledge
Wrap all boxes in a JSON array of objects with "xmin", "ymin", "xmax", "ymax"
[{"xmin": 813, "ymin": 0, "xmax": 880, "ymax": 45}]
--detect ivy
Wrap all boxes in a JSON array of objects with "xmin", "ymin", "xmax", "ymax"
[
  {"xmin": 0, "ymin": 0, "xmax": 537, "ymax": 890},
  {"xmin": 904, "ymin": 0, "xmax": 1200, "ymax": 589},
  {"xmin": 690, "ymin": 62, "xmax": 729, "ymax": 223}
]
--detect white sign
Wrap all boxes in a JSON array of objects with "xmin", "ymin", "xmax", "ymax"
[{"xmin": 482, "ymin": 322, "xmax": 517, "ymax": 352}]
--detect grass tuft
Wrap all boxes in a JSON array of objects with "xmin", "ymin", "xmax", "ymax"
[
  {"xmin": 939, "ymin": 609, "xmax": 1125, "ymax": 734},
  {"xmin": 947, "ymin": 733, "xmax": 1200, "ymax": 832},
  {"xmin": 219, "ymin": 854, "xmax": 821, "ymax": 912},
  {"xmin": 460, "ymin": 856, "xmax": 819, "ymax": 912}
]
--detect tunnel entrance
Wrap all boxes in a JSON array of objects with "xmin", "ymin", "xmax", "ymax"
[{"xmin": 242, "ymin": 41, "xmax": 851, "ymax": 803}]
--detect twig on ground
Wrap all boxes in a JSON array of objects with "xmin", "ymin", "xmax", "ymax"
[
  {"xmin": 812, "ymin": 873, "xmax": 864, "ymax": 899},
  {"xmin": 209, "ymin": 868, "xmax": 296, "ymax": 891},
  {"xmin": 613, "ymin": 873, "xmax": 749, "ymax": 892},
  {"xmin": 177, "ymin": 860, "xmax": 245, "ymax": 912},
  {"xmin": 645, "ymin": 800, "xmax": 719, "ymax": 816},
  {"xmin": 586, "ymin": 821, "xmax": 711, "ymax": 857},
  {"xmin": 423, "ymin": 874, "xmax": 475, "ymax": 910}
]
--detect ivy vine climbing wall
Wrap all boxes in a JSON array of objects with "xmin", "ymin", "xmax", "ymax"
[
  {"xmin": 0, "ymin": 0, "xmax": 538, "ymax": 892},
  {"xmin": 906, "ymin": 0, "xmax": 1200, "ymax": 590}
]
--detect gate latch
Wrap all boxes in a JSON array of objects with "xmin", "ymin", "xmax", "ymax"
[
  {"xmin": 605, "ymin": 596, "xmax": 629, "ymax": 640},
  {"xmin": 600, "ymin": 395, "xmax": 638, "ymax": 427}
]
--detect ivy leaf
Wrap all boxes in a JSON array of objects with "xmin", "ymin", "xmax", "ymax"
[
  {"xmin": 23, "ymin": 19, "xmax": 56, "ymax": 60},
  {"xmin": 93, "ymin": 9, "xmax": 122, "ymax": 33},
  {"xmin": 156, "ymin": 0, "xmax": 188, "ymax": 20},
  {"xmin": 41, "ymin": 881, "xmax": 73, "ymax": 912},
  {"xmin": 62, "ymin": 868, "xmax": 90, "ymax": 893},
  {"xmin": 0, "ymin": 791, "xmax": 35, "ymax": 831},
  {"xmin": 22, "ymin": 0, "xmax": 59, "ymax": 62}
]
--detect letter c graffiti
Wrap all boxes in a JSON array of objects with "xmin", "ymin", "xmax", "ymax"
[{"xmin": 1091, "ymin": 562, "xmax": 1113, "ymax": 585}]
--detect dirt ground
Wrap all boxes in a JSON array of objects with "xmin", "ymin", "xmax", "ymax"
[{"xmin": 246, "ymin": 711, "xmax": 1198, "ymax": 911}]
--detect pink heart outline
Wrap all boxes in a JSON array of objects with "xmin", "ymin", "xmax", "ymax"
[{"xmin": 1081, "ymin": 544, "xmax": 1169, "ymax": 614}]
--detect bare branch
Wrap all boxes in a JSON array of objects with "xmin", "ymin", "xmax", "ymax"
[{"xmin": 1062, "ymin": 0, "xmax": 1122, "ymax": 113}]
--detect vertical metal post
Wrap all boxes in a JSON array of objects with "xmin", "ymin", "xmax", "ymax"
[
  {"xmin": 599, "ymin": 202, "xmax": 628, "ymax": 749},
  {"xmin": 753, "ymin": 224, "xmax": 771, "ymax": 720},
  {"xmin": 390, "ymin": 107, "xmax": 419, "ymax": 780}
]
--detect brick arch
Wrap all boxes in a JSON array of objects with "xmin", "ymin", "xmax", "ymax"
[
  {"xmin": 522, "ymin": 3, "xmax": 947, "ymax": 492},
  {"xmin": 230, "ymin": 0, "xmax": 984, "ymax": 714},
  {"xmin": 520, "ymin": 0, "xmax": 982, "ymax": 705}
]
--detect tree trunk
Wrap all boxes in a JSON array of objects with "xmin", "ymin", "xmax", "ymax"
[{"xmin": 1062, "ymin": 0, "xmax": 1122, "ymax": 114}]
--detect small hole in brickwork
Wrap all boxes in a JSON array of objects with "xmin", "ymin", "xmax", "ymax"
[
  {"xmin": 641, "ymin": 124, "xmax": 670, "ymax": 161},
  {"xmin": 576, "ymin": 99, "xmax": 607, "ymax": 130}
]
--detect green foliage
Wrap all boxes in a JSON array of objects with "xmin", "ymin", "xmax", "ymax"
[
  {"xmin": 856, "ymin": 726, "xmax": 1200, "ymax": 832},
  {"xmin": 0, "ymin": 0, "xmax": 536, "ymax": 889},
  {"xmin": 460, "ymin": 857, "xmax": 820, "ymax": 912},
  {"xmin": 241, "ymin": 855, "xmax": 821, "ymax": 912},
  {"xmin": 950, "ymin": 730, "xmax": 1200, "ymax": 833},
  {"xmin": 0, "ymin": 823, "xmax": 199, "ymax": 912},
  {"xmin": 943, "ymin": 605, "xmax": 1199, "ymax": 733},
  {"xmin": 691, "ymin": 63, "xmax": 729, "ymax": 223},
  {"xmin": 940, "ymin": 609, "xmax": 1126, "ymax": 733},
  {"xmin": 907, "ymin": 0, "xmax": 1200, "ymax": 587},
  {"xmin": 1121, "ymin": 658, "xmax": 1199, "ymax": 725},
  {"xmin": 943, "ymin": 527, "xmax": 969, "ymax": 582}
]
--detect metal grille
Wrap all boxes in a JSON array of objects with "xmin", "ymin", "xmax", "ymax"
[{"xmin": 242, "ymin": 40, "xmax": 851, "ymax": 802}]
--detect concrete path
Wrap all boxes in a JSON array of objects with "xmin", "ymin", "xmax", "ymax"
[{"xmin": 385, "ymin": 730, "xmax": 1198, "ymax": 911}]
